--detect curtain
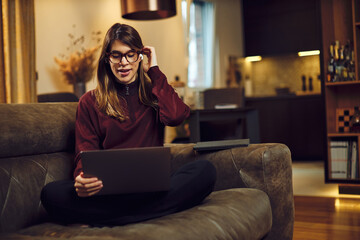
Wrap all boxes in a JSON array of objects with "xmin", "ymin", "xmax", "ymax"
[
  {"xmin": 1, "ymin": 0, "xmax": 36, "ymax": 103},
  {"xmin": 182, "ymin": 0, "xmax": 215, "ymax": 89},
  {"xmin": 200, "ymin": 0, "xmax": 215, "ymax": 88}
]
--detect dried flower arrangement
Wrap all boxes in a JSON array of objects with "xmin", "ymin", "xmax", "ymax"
[{"xmin": 54, "ymin": 25, "xmax": 102, "ymax": 85}]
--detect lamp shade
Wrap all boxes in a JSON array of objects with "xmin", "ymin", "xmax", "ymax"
[{"xmin": 121, "ymin": 0, "xmax": 176, "ymax": 20}]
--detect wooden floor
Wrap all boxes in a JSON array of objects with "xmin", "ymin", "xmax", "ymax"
[{"xmin": 293, "ymin": 196, "xmax": 360, "ymax": 240}]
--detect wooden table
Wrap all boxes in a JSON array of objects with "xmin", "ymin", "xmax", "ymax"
[{"xmin": 187, "ymin": 108, "xmax": 260, "ymax": 143}]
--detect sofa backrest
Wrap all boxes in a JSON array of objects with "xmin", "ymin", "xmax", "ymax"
[{"xmin": 0, "ymin": 103, "xmax": 78, "ymax": 233}]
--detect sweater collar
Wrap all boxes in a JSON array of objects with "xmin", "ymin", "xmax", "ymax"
[{"xmin": 116, "ymin": 78, "xmax": 139, "ymax": 96}]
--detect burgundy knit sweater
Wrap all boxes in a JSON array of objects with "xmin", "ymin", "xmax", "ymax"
[{"xmin": 73, "ymin": 66, "xmax": 190, "ymax": 178}]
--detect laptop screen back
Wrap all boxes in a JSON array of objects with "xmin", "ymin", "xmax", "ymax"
[{"xmin": 81, "ymin": 146, "xmax": 171, "ymax": 195}]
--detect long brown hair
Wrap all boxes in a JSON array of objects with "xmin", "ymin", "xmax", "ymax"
[{"xmin": 95, "ymin": 23, "xmax": 157, "ymax": 121}]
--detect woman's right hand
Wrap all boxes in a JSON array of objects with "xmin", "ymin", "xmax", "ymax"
[{"xmin": 74, "ymin": 172, "xmax": 103, "ymax": 197}]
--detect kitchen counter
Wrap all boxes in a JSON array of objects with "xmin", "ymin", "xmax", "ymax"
[
  {"xmin": 245, "ymin": 94, "xmax": 326, "ymax": 160},
  {"xmin": 246, "ymin": 92, "xmax": 321, "ymax": 100}
]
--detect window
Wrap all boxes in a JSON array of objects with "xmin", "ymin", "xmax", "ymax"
[{"xmin": 182, "ymin": 0, "xmax": 215, "ymax": 89}]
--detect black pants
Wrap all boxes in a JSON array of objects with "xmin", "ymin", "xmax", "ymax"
[{"xmin": 41, "ymin": 160, "xmax": 216, "ymax": 226}]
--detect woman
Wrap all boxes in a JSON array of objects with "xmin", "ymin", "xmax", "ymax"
[{"xmin": 41, "ymin": 23, "xmax": 216, "ymax": 226}]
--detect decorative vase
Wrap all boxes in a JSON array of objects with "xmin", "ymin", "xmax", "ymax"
[{"xmin": 73, "ymin": 82, "xmax": 86, "ymax": 99}]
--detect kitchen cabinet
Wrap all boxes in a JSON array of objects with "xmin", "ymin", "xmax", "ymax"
[
  {"xmin": 242, "ymin": 0, "xmax": 322, "ymax": 56},
  {"xmin": 245, "ymin": 94, "xmax": 326, "ymax": 160}
]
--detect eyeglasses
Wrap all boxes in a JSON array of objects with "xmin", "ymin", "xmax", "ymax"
[{"xmin": 106, "ymin": 50, "xmax": 141, "ymax": 64}]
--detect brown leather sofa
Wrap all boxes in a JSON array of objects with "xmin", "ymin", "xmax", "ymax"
[{"xmin": 0, "ymin": 103, "xmax": 294, "ymax": 240}]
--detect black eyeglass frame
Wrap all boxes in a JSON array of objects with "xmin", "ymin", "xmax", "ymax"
[{"xmin": 106, "ymin": 50, "xmax": 142, "ymax": 64}]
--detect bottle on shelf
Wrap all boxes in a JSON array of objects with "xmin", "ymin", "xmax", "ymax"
[
  {"xmin": 327, "ymin": 42, "xmax": 335, "ymax": 82},
  {"xmin": 343, "ymin": 41, "xmax": 351, "ymax": 81},
  {"xmin": 327, "ymin": 40, "xmax": 356, "ymax": 82},
  {"xmin": 301, "ymin": 75, "xmax": 307, "ymax": 91},
  {"xmin": 349, "ymin": 50, "xmax": 356, "ymax": 81},
  {"xmin": 339, "ymin": 45, "xmax": 346, "ymax": 81},
  {"xmin": 333, "ymin": 41, "xmax": 340, "ymax": 82},
  {"xmin": 308, "ymin": 77, "xmax": 313, "ymax": 91}
]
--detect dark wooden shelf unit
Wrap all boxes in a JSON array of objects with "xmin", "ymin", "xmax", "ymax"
[{"xmin": 321, "ymin": 0, "xmax": 360, "ymax": 188}]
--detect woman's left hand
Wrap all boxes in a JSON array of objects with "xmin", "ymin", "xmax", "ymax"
[
  {"xmin": 142, "ymin": 46, "xmax": 158, "ymax": 72},
  {"xmin": 74, "ymin": 172, "xmax": 103, "ymax": 197}
]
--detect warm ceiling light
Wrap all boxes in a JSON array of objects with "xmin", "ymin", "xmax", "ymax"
[
  {"xmin": 245, "ymin": 56, "xmax": 262, "ymax": 62},
  {"xmin": 121, "ymin": 0, "xmax": 176, "ymax": 20},
  {"xmin": 298, "ymin": 50, "xmax": 320, "ymax": 57}
]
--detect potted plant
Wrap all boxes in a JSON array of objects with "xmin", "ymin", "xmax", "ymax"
[{"xmin": 54, "ymin": 25, "xmax": 101, "ymax": 98}]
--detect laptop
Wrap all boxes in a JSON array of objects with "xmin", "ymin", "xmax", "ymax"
[
  {"xmin": 193, "ymin": 139, "xmax": 250, "ymax": 152},
  {"xmin": 80, "ymin": 146, "xmax": 171, "ymax": 195}
]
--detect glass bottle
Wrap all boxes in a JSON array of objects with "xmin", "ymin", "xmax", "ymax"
[
  {"xmin": 350, "ymin": 106, "xmax": 360, "ymax": 133},
  {"xmin": 333, "ymin": 41, "xmax": 340, "ymax": 82},
  {"xmin": 343, "ymin": 41, "xmax": 351, "ymax": 81},
  {"xmin": 338, "ymin": 45, "xmax": 345, "ymax": 81},
  {"xmin": 301, "ymin": 75, "xmax": 307, "ymax": 92},
  {"xmin": 349, "ymin": 50, "xmax": 356, "ymax": 81},
  {"xmin": 308, "ymin": 77, "xmax": 313, "ymax": 92},
  {"xmin": 327, "ymin": 43, "xmax": 335, "ymax": 82}
]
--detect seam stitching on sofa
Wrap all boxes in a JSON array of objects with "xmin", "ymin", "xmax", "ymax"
[
  {"xmin": 29, "ymin": 158, "xmax": 49, "ymax": 213},
  {"xmin": 2, "ymin": 174, "xmax": 27, "ymax": 217},
  {"xmin": 42, "ymin": 155, "xmax": 50, "ymax": 187},
  {"xmin": 0, "ymin": 167, "xmax": 10, "ymax": 218},
  {"xmin": 230, "ymin": 149, "xmax": 250, "ymax": 188},
  {"xmin": 229, "ymin": 149, "xmax": 239, "ymax": 173},
  {"xmin": 11, "ymin": 175, "xmax": 22, "ymax": 187},
  {"xmin": 29, "ymin": 157, "xmax": 55, "ymax": 181},
  {"xmin": 261, "ymin": 148, "xmax": 269, "ymax": 193},
  {"xmin": 0, "ymin": 166, "xmax": 13, "ymax": 218},
  {"xmin": 29, "ymin": 159, "xmax": 46, "ymax": 172}
]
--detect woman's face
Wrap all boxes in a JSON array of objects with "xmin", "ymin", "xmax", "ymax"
[{"xmin": 108, "ymin": 40, "xmax": 141, "ymax": 85}]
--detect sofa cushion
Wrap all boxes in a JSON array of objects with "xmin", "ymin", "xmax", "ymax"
[
  {"xmin": 0, "ymin": 103, "xmax": 77, "ymax": 158},
  {"xmin": 0, "ymin": 153, "xmax": 74, "ymax": 232},
  {"xmin": 3, "ymin": 188, "xmax": 272, "ymax": 240}
]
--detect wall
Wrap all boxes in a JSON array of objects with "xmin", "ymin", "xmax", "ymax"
[
  {"xmin": 35, "ymin": 0, "xmax": 187, "ymax": 94},
  {"xmin": 35, "ymin": 0, "xmax": 244, "ymax": 94},
  {"xmin": 213, "ymin": 0, "xmax": 244, "ymax": 88},
  {"xmin": 239, "ymin": 54, "xmax": 321, "ymax": 97}
]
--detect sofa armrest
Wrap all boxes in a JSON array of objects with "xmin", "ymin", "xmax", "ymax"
[{"xmin": 168, "ymin": 143, "xmax": 294, "ymax": 240}]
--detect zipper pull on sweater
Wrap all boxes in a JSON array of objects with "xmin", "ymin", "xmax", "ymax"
[{"xmin": 125, "ymin": 85, "xmax": 130, "ymax": 96}]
